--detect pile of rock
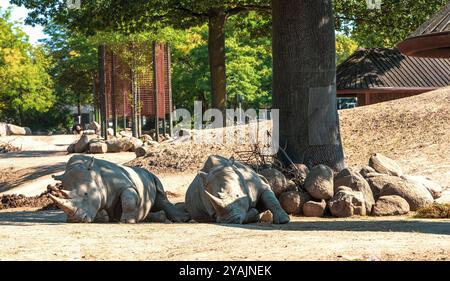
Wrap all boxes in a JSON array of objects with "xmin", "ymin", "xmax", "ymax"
[
  {"xmin": 67, "ymin": 130, "xmax": 144, "ymax": 154},
  {"xmin": 259, "ymin": 153, "xmax": 442, "ymax": 220},
  {"xmin": 0, "ymin": 123, "xmax": 32, "ymax": 136}
]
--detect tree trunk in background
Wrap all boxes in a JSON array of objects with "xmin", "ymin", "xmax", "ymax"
[
  {"xmin": 208, "ymin": 8, "xmax": 227, "ymax": 117},
  {"xmin": 272, "ymin": 0, "xmax": 346, "ymax": 171}
]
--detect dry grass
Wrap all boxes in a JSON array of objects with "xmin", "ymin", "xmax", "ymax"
[{"xmin": 415, "ymin": 203, "xmax": 450, "ymax": 219}]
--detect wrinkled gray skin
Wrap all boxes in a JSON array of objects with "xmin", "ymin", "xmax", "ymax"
[
  {"xmin": 50, "ymin": 155, "xmax": 189, "ymax": 223},
  {"xmin": 185, "ymin": 155, "xmax": 290, "ymax": 224}
]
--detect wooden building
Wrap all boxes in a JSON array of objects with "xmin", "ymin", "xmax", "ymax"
[
  {"xmin": 397, "ymin": 1, "xmax": 450, "ymax": 58},
  {"xmin": 336, "ymin": 48, "xmax": 450, "ymax": 106}
]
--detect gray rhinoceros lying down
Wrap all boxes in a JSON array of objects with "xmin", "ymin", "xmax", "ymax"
[
  {"xmin": 50, "ymin": 155, "xmax": 189, "ymax": 223},
  {"xmin": 185, "ymin": 155, "xmax": 290, "ymax": 224}
]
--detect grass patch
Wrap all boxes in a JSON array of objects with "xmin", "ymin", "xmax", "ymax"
[{"xmin": 415, "ymin": 203, "xmax": 450, "ymax": 219}]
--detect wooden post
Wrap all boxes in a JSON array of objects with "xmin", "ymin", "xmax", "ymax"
[
  {"xmin": 166, "ymin": 44, "xmax": 174, "ymax": 137},
  {"xmin": 111, "ymin": 52, "xmax": 117, "ymax": 137},
  {"xmin": 98, "ymin": 45, "xmax": 107, "ymax": 140},
  {"xmin": 153, "ymin": 42, "xmax": 160, "ymax": 142}
]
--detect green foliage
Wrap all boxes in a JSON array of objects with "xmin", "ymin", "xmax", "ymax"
[
  {"xmin": 0, "ymin": 8, "xmax": 54, "ymax": 125},
  {"xmin": 334, "ymin": 0, "xmax": 449, "ymax": 47},
  {"xmin": 336, "ymin": 34, "xmax": 359, "ymax": 64}
]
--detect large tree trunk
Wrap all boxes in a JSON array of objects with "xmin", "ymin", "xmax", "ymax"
[
  {"xmin": 272, "ymin": 0, "xmax": 346, "ymax": 171},
  {"xmin": 208, "ymin": 8, "xmax": 227, "ymax": 116}
]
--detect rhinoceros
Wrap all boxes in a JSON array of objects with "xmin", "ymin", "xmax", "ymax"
[
  {"xmin": 49, "ymin": 155, "xmax": 189, "ymax": 223},
  {"xmin": 185, "ymin": 155, "xmax": 290, "ymax": 224}
]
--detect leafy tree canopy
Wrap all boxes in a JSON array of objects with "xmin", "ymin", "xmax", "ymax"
[{"xmin": 0, "ymin": 7, "xmax": 54, "ymax": 125}]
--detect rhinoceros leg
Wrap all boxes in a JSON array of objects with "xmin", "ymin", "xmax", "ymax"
[
  {"xmin": 260, "ymin": 189, "xmax": 290, "ymax": 224},
  {"xmin": 94, "ymin": 210, "xmax": 109, "ymax": 223},
  {"xmin": 152, "ymin": 177, "xmax": 190, "ymax": 223},
  {"xmin": 244, "ymin": 208, "xmax": 260, "ymax": 224},
  {"xmin": 120, "ymin": 188, "xmax": 139, "ymax": 223}
]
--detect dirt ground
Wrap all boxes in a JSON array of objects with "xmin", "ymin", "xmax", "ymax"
[
  {"xmin": 0, "ymin": 88, "xmax": 449, "ymax": 260},
  {"xmin": 0, "ymin": 208, "xmax": 448, "ymax": 261}
]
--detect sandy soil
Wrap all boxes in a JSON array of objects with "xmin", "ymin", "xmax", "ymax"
[
  {"xmin": 0, "ymin": 208, "xmax": 448, "ymax": 261},
  {"xmin": 1, "ymin": 88, "xmax": 449, "ymax": 260}
]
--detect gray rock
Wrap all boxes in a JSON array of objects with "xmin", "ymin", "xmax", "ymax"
[
  {"xmin": 302, "ymin": 200, "xmax": 326, "ymax": 217},
  {"xmin": 24, "ymin": 127, "xmax": 32, "ymax": 135},
  {"xmin": 74, "ymin": 134, "xmax": 91, "ymax": 153},
  {"xmin": 401, "ymin": 175, "xmax": 443, "ymax": 199},
  {"xmin": 334, "ymin": 168, "xmax": 375, "ymax": 213},
  {"xmin": 369, "ymin": 153, "xmax": 403, "ymax": 176},
  {"xmin": 366, "ymin": 175, "xmax": 395, "ymax": 200},
  {"xmin": 379, "ymin": 177, "xmax": 433, "ymax": 211},
  {"xmin": 359, "ymin": 166, "xmax": 376, "ymax": 178},
  {"xmin": 304, "ymin": 164, "xmax": 334, "ymax": 200},
  {"xmin": 67, "ymin": 143, "xmax": 75, "ymax": 154},
  {"xmin": 259, "ymin": 168, "xmax": 288, "ymax": 197},
  {"xmin": 6, "ymin": 124, "xmax": 27, "ymax": 135},
  {"xmin": 286, "ymin": 163, "xmax": 309, "ymax": 185},
  {"xmin": 329, "ymin": 186, "xmax": 366, "ymax": 217},
  {"xmin": 371, "ymin": 195, "xmax": 410, "ymax": 216},
  {"xmin": 279, "ymin": 190, "xmax": 311, "ymax": 215}
]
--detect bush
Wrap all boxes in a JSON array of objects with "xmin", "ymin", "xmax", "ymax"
[{"xmin": 415, "ymin": 203, "xmax": 450, "ymax": 219}]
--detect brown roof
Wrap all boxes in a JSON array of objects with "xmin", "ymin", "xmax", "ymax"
[
  {"xmin": 397, "ymin": 2, "xmax": 450, "ymax": 58},
  {"xmin": 410, "ymin": 1, "xmax": 450, "ymax": 37},
  {"xmin": 336, "ymin": 48, "xmax": 450, "ymax": 90}
]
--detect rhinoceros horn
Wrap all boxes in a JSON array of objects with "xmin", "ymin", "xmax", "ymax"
[
  {"xmin": 48, "ymin": 194, "xmax": 77, "ymax": 216},
  {"xmin": 204, "ymin": 190, "xmax": 227, "ymax": 213}
]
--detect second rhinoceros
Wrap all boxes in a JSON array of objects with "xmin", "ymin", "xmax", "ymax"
[
  {"xmin": 49, "ymin": 155, "xmax": 189, "ymax": 223},
  {"xmin": 185, "ymin": 155, "xmax": 290, "ymax": 224}
]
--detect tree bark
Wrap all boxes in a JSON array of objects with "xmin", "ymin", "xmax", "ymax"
[
  {"xmin": 208, "ymin": 8, "xmax": 227, "ymax": 116},
  {"xmin": 272, "ymin": 0, "xmax": 346, "ymax": 171}
]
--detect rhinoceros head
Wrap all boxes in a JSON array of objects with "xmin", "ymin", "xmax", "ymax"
[
  {"xmin": 50, "ymin": 157, "xmax": 103, "ymax": 223},
  {"xmin": 198, "ymin": 162, "xmax": 250, "ymax": 224}
]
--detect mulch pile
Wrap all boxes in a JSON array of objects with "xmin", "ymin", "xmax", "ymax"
[{"xmin": 0, "ymin": 193, "xmax": 57, "ymax": 211}]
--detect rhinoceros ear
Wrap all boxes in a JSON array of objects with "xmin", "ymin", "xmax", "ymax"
[
  {"xmin": 204, "ymin": 190, "xmax": 227, "ymax": 213},
  {"xmin": 198, "ymin": 171, "xmax": 208, "ymax": 186}
]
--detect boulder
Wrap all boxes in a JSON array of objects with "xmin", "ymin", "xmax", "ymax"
[
  {"xmin": 259, "ymin": 168, "xmax": 288, "ymax": 197},
  {"xmin": 334, "ymin": 168, "xmax": 375, "ymax": 214},
  {"xmin": 74, "ymin": 134, "xmax": 91, "ymax": 153},
  {"xmin": 119, "ymin": 130, "xmax": 132, "ymax": 138},
  {"xmin": 89, "ymin": 121, "xmax": 101, "ymax": 133},
  {"xmin": 107, "ymin": 128, "xmax": 114, "ymax": 137},
  {"xmin": 67, "ymin": 143, "xmax": 75, "ymax": 154},
  {"xmin": 6, "ymin": 124, "xmax": 27, "ymax": 135},
  {"xmin": 82, "ymin": 130, "xmax": 96, "ymax": 135},
  {"xmin": 401, "ymin": 175, "xmax": 443, "ymax": 199},
  {"xmin": 286, "ymin": 163, "xmax": 309, "ymax": 185},
  {"xmin": 279, "ymin": 190, "xmax": 311, "ymax": 215},
  {"xmin": 366, "ymin": 175, "xmax": 394, "ymax": 200},
  {"xmin": 89, "ymin": 142, "xmax": 108, "ymax": 154},
  {"xmin": 142, "ymin": 134, "xmax": 153, "ymax": 142},
  {"xmin": 329, "ymin": 186, "xmax": 366, "ymax": 217},
  {"xmin": 359, "ymin": 166, "xmax": 376, "ymax": 178},
  {"xmin": 369, "ymin": 153, "xmax": 403, "ymax": 176},
  {"xmin": 379, "ymin": 177, "xmax": 433, "ymax": 211},
  {"xmin": 304, "ymin": 164, "xmax": 334, "ymax": 200},
  {"xmin": 302, "ymin": 200, "xmax": 326, "ymax": 217},
  {"xmin": 259, "ymin": 210, "xmax": 273, "ymax": 223},
  {"xmin": 24, "ymin": 127, "xmax": 32, "ymax": 135},
  {"xmin": 285, "ymin": 180, "xmax": 299, "ymax": 193},
  {"xmin": 0, "ymin": 123, "xmax": 7, "ymax": 136},
  {"xmin": 371, "ymin": 195, "xmax": 410, "ymax": 216}
]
